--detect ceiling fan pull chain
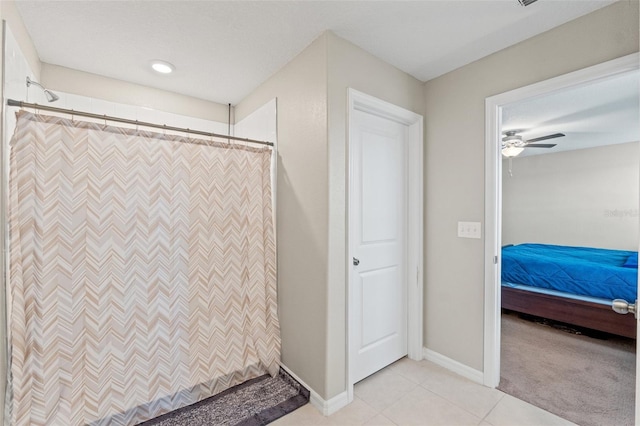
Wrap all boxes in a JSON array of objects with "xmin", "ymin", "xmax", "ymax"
[{"xmin": 508, "ymin": 157, "xmax": 514, "ymax": 177}]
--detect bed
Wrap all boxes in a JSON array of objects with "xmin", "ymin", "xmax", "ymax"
[{"xmin": 501, "ymin": 243, "xmax": 638, "ymax": 338}]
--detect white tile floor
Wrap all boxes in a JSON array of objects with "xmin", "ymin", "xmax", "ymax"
[{"xmin": 273, "ymin": 358, "xmax": 576, "ymax": 426}]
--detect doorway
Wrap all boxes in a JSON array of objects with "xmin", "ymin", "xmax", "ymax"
[
  {"xmin": 346, "ymin": 89, "xmax": 423, "ymax": 399},
  {"xmin": 484, "ymin": 53, "xmax": 640, "ymax": 420}
]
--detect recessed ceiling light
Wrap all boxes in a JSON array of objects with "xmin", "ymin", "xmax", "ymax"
[{"xmin": 150, "ymin": 60, "xmax": 175, "ymax": 74}]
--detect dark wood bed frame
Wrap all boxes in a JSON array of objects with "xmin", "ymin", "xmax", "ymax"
[{"xmin": 502, "ymin": 286, "xmax": 637, "ymax": 339}]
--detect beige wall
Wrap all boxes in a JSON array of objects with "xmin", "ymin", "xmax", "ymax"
[
  {"xmin": 503, "ymin": 142, "xmax": 639, "ymax": 251},
  {"xmin": 423, "ymin": 0, "xmax": 639, "ymax": 371},
  {"xmin": 235, "ymin": 34, "xmax": 330, "ymax": 397},
  {"xmin": 42, "ymin": 64, "xmax": 230, "ymax": 122},
  {"xmin": 1, "ymin": 1, "xmax": 41, "ymax": 79}
]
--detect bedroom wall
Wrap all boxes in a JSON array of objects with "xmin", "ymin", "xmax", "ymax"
[
  {"xmin": 423, "ymin": 0, "xmax": 639, "ymax": 372},
  {"xmin": 503, "ymin": 142, "xmax": 639, "ymax": 251}
]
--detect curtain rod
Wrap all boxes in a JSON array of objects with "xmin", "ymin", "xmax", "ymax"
[{"xmin": 6, "ymin": 99, "xmax": 274, "ymax": 147}]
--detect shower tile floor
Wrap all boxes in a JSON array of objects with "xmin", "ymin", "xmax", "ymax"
[{"xmin": 273, "ymin": 358, "xmax": 575, "ymax": 425}]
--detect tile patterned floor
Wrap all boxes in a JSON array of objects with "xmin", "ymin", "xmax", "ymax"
[{"xmin": 273, "ymin": 358, "xmax": 576, "ymax": 426}]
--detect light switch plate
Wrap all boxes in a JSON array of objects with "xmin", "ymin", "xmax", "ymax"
[{"xmin": 458, "ymin": 221, "xmax": 482, "ymax": 239}]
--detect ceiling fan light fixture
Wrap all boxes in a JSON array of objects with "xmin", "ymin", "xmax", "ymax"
[
  {"xmin": 502, "ymin": 134, "xmax": 523, "ymax": 146},
  {"xmin": 502, "ymin": 146, "xmax": 524, "ymax": 158}
]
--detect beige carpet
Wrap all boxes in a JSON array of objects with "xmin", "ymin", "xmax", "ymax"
[{"xmin": 499, "ymin": 311, "xmax": 636, "ymax": 426}]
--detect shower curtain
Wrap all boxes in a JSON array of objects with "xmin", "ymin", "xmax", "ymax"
[{"xmin": 7, "ymin": 111, "xmax": 280, "ymax": 425}]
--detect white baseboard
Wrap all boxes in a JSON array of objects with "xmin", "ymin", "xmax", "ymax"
[
  {"xmin": 315, "ymin": 390, "xmax": 349, "ymax": 416},
  {"xmin": 279, "ymin": 364, "xmax": 350, "ymax": 416},
  {"xmin": 422, "ymin": 348, "xmax": 484, "ymax": 385}
]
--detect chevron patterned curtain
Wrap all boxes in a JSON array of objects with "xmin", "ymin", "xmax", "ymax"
[{"xmin": 7, "ymin": 111, "xmax": 279, "ymax": 425}]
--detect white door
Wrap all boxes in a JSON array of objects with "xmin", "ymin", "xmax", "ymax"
[{"xmin": 350, "ymin": 108, "xmax": 408, "ymax": 383}]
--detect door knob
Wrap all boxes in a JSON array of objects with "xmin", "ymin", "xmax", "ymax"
[
  {"xmin": 353, "ymin": 257, "xmax": 360, "ymax": 266},
  {"xmin": 612, "ymin": 299, "xmax": 637, "ymax": 319}
]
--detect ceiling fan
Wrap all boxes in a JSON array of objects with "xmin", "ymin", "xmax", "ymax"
[{"xmin": 501, "ymin": 130, "xmax": 565, "ymax": 157}]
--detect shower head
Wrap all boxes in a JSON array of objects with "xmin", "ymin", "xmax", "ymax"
[
  {"xmin": 43, "ymin": 89, "xmax": 59, "ymax": 102},
  {"xmin": 26, "ymin": 76, "xmax": 59, "ymax": 103}
]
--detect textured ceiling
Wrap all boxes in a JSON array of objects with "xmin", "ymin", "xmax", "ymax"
[
  {"xmin": 15, "ymin": 0, "xmax": 615, "ymax": 105},
  {"xmin": 502, "ymin": 69, "xmax": 640, "ymax": 156}
]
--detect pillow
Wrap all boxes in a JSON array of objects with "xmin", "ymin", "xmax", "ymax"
[{"xmin": 623, "ymin": 253, "xmax": 638, "ymax": 268}]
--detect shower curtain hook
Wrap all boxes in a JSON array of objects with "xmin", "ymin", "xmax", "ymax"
[
  {"xmin": 135, "ymin": 120, "xmax": 139, "ymax": 132},
  {"xmin": 103, "ymin": 114, "xmax": 107, "ymax": 129},
  {"xmin": 163, "ymin": 124, "xmax": 167, "ymax": 136}
]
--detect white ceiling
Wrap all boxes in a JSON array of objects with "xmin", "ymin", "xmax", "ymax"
[
  {"xmin": 15, "ymin": 0, "xmax": 615, "ymax": 105},
  {"xmin": 502, "ymin": 69, "xmax": 640, "ymax": 156}
]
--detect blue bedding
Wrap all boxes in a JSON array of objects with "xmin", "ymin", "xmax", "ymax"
[{"xmin": 502, "ymin": 244, "xmax": 638, "ymax": 301}]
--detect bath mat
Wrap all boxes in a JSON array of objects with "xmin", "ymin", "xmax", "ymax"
[{"xmin": 138, "ymin": 368, "xmax": 309, "ymax": 426}]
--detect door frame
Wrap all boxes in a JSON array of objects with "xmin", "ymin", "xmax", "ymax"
[
  {"xmin": 483, "ymin": 52, "xmax": 640, "ymax": 390},
  {"xmin": 346, "ymin": 88, "xmax": 423, "ymax": 399}
]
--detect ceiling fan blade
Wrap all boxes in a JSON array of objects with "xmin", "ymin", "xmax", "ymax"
[
  {"xmin": 527, "ymin": 133, "xmax": 565, "ymax": 143},
  {"xmin": 525, "ymin": 143, "xmax": 557, "ymax": 148}
]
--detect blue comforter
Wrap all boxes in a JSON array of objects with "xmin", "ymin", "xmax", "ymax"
[{"xmin": 502, "ymin": 244, "xmax": 638, "ymax": 301}]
